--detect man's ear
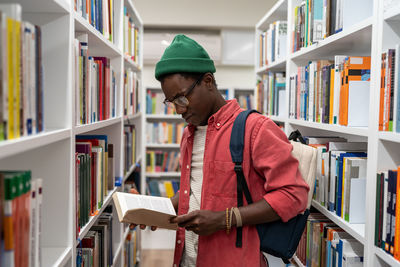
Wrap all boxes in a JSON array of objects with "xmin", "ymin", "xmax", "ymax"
[{"xmin": 203, "ymin": 73, "xmax": 215, "ymax": 91}]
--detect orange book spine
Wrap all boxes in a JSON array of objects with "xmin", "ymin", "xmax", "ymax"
[{"xmin": 329, "ymin": 67, "xmax": 335, "ymax": 124}]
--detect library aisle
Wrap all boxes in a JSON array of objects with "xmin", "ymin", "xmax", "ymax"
[{"xmin": 2, "ymin": 0, "xmax": 400, "ymax": 266}]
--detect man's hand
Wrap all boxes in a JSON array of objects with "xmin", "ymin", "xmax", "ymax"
[
  {"xmin": 128, "ymin": 188, "xmax": 157, "ymax": 231},
  {"xmin": 170, "ymin": 210, "xmax": 225, "ymax": 236}
]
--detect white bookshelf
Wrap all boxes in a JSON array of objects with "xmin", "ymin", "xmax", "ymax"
[
  {"xmin": 255, "ymin": 0, "xmax": 400, "ymax": 267},
  {"xmin": 0, "ymin": 0, "xmax": 143, "ymax": 266}
]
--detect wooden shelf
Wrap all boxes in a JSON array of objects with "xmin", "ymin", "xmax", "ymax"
[
  {"xmin": 375, "ymin": 246, "xmax": 400, "ymax": 267},
  {"xmin": 124, "ymin": 112, "xmax": 142, "ymax": 121},
  {"xmin": 292, "ymin": 255, "xmax": 305, "ymax": 267},
  {"xmin": 255, "ymin": 0, "xmax": 287, "ymax": 30},
  {"xmin": 74, "ymin": 117, "xmax": 122, "ymax": 135},
  {"xmin": 384, "ymin": 5, "xmax": 400, "ymax": 21},
  {"xmin": 378, "ymin": 131, "xmax": 400, "ymax": 144},
  {"xmin": 0, "ymin": 129, "xmax": 71, "ymax": 160},
  {"xmin": 146, "ymin": 143, "xmax": 180, "ymax": 149},
  {"xmin": 76, "ymin": 188, "xmax": 118, "ymax": 245},
  {"xmin": 312, "ymin": 200, "xmax": 365, "ymax": 244},
  {"xmin": 256, "ymin": 58, "xmax": 287, "ymax": 74},
  {"xmin": 42, "ymin": 247, "xmax": 71, "ymax": 267},
  {"xmin": 146, "ymin": 172, "xmax": 181, "ymax": 178},
  {"xmin": 146, "ymin": 114, "xmax": 182, "ymax": 120},
  {"xmin": 74, "ymin": 12, "xmax": 121, "ymax": 58},
  {"xmin": 287, "ymin": 118, "xmax": 369, "ymax": 137},
  {"xmin": 124, "ymin": 54, "xmax": 141, "ymax": 71}
]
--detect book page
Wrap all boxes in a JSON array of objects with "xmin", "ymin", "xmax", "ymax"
[{"xmin": 118, "ymin": 192, "xmax": 176, "ymax": 216}]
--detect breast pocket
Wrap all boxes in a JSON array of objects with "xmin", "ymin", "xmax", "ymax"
[{"xmin": 209, "ymin": 161, "xmax": 237, "ymax": 198}]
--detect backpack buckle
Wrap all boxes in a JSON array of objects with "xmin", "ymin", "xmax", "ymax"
[{"xmin": 234, "ymin": 163, "xmax": 243, "ymax": 173}]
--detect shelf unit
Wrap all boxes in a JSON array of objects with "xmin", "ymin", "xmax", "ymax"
[
  {"xmin": 255, "ymin": 0, "xmax": 400, "ymax": 267},
  {"xmin": 0, "ymin": 0, "xmax": 143, "ymax": 266}
]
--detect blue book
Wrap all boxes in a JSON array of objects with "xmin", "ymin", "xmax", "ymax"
[{"xmin": 335, "ymin": 152, "xmax": 367, "ymax": 217}]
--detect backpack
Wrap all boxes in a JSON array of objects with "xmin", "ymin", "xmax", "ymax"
[{"xmin": 229, "ymin": 110, "xmax": 317, "ymax": 263}]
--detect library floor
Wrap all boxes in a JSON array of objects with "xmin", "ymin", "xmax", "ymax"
[{"xmin": 141, "ymin": 249, "xmax": 174, "ymax": 266}]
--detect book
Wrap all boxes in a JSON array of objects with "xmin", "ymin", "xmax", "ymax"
[{"xmin": 112, "ymin": 192, "xmax": 177, "ymax": 230}]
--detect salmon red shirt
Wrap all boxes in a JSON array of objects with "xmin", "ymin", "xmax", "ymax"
[{"xmin": 173, "ymin": 99, "xmax": 309, "ymax": 267}]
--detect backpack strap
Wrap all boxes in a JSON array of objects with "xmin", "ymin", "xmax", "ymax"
[{"xmin": 229, "ymin": 109, "xmax": 260, "ymax": 247}]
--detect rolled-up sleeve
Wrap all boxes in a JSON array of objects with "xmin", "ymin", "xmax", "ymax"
[{"xmin": 251, "ymin": 118, "xmax": 309, "ymax": 222}]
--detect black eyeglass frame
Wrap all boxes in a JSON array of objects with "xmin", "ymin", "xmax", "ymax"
[{"xmin": 163, "ymin": 73, "xmax": 206, "ymax": 107}]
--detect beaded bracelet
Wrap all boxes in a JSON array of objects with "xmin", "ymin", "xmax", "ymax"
[{"xmin": 225, "ymin": 208, "xmax": 231, "ymax": 234}]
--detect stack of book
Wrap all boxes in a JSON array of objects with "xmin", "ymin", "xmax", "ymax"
[
  {"xmin": 257, "ymin": 72, "xmax": 286, "ymax": 116},
  {"xmin": 146, "ymin": 150, "xmax": 180, "ymax": 173},
  {"xmin": 258, "ymin": 20, "xmax": 287, "ymax": 67},
  {"xmin": 0, "ymin": 171, "xmax": 43, "ymax": 267},
  {"xmin": 0, "ymin": 4, "xmax": 44, "ymax": 141},
  {"xmin": 146, "ymin": 122, "xmax": 185, "ymax": 144},
  {"xmin": 124, "ymin": 68, "xmax": 140, "ymax": 117},
  {"xmin": 146, "ymin": 179, "xmax": 180, "ymax": 198},
  {"xmin": 123, "ymin": 6, "xmax": 140, "ymax": 64}
]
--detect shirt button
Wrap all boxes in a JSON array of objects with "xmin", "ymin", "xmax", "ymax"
[
  {"xmin": 184, "ymin": 190, "xmax": 188, "ymax": 194},
  {"xmin": 216, "ymin": 122, "xmax": 220, "ymax": 126},
  {"xmin": 186, "ymin": 165, "xmax": 189, "ymax": 169},
  {"xmin": 177, "ymin": 240, "xmax": 181, "ymax": 244}
]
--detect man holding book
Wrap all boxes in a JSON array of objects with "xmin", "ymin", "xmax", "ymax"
[{"xmin": 138, "ymin": 34, "xmax": 309, "ymax": 267}]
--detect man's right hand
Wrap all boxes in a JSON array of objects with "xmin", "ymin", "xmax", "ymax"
[{"xmin": 128, "ymin": 188, "xmax": 157, "ymax": 231}]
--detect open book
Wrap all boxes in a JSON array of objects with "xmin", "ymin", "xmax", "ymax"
[{"xmin": 113, "ymin": 192, "xmax": 178, "ymax": 230}]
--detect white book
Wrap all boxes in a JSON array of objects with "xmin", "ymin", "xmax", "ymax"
[
  {"xmin": 26, "ymin": 22, "xmax": 37, "ymax": 135},
  {"xmin": 113, "ymin": 192, "xmax": 177, "ymax": 230},
  {"xmin": 322, "ymin": 151, "xmax": 330, "ymax": 207},
  {"xmin": 343, "ymin": 157, "xmax": 367, "ymax": 223},
  {"xmin": 74, "ymin": 39, "xmax": 80, "ymax": 125},
  {"xmin": 158, "ymin": 182, "xmax": 167, "ymax": 197},
  {"xmin": 0, "ymin": 11, "xmax": 8, "ymax": 139},
  {"xmin": 347, "ymin": 80, "xmax": 370, "ymax": 127},
  {"xmin": 308, "ymin": 62, "xmax": 315, "ymax": 122}
]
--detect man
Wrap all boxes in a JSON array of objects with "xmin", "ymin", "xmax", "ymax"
[{"xmin": 151, "ymin": 34, "xmax": 309, "ymax": 267}]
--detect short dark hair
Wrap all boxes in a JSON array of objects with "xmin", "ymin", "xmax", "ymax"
[{"xmin": 159, "ymin": 72, "xmax": 217, "ymax": 87}]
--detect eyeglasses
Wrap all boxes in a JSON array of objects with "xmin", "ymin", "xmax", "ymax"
[{"xmin": 163, "ymin": 73, "xmax": 205, "ymax": 109}]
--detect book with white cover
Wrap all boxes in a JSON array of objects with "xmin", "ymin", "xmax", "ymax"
[{"xmin": 113, "ymin": 192, "xmax": 177, "ymax": 230}]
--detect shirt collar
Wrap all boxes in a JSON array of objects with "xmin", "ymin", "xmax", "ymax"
[{"xmin": 187, "ymin": 99, "xmax": 241, "ymax": 135}]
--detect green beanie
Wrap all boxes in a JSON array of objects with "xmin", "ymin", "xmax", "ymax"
[{"xmin": 155, "ymin": 34, "xmax": 216, "ymax": 81}]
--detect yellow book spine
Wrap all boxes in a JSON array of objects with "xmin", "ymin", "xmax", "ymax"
[
  {"xmin": 14, "ymin": 20, "xmax": 21, "ymax": 138},
  {"xmin": 164, "ymin": 181, "xmax": 174, "ymax": 198},
  {"xmin": 7, "ymin": 18, "xmax": 14, "ymax": 139}
]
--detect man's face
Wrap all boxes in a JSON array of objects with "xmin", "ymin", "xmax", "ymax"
[{"xmin": 161, "ymin": 73, "xmax": 212, "ymax": 126}]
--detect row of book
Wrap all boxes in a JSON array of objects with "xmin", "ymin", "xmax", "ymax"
[
  {"xmin": 258, "ymin": 21, "xmax": 287, "ymax": 68},
  {"xmin": 146, "ymin": 179, "xmax": 179, "ymax": 198},
  {"xmin": 256, "ymin": 72, "xmax": 286, "ymax": 116},
  {"xmin": 289, "ymin": 56, "xmax": 371, "ymax": 127},
  {"xmin": 146, "ymin": 122, "xmax": 185, "ymax": 145},
  {"xmin": 74, "ymin": 0, "xmax": 114, "ymax": 42},
  {"xmin": 123, "ymin": 6, "xmax": 140, "ymax": 64},
  {"xmin": 296, "ymin": 212, "xmax": 363, "ymax": 267},
  {"xmin": 124, "ymin": 229, "xmax": 138, "ymax": 267},
  {"xmin": 0, "ymin": 171, "xmax": 43, "ymax": 267},
  {"xmin": 235, "ymin": 93, "xmax": 254, "ymax": 110},
  {"xmin": 0, "ymin": 4, "xmax": 44, "ymax": 141},
  {"xmin": 75, "ymin": 135, "xmax": 115, "ymax": 236},
  {"xmin": 124, "ymin": 68, "xmax": 140, "ymax": 117},
  {"xmin": 375, "ymin": 167, "xmax": 400, "ymax": 259},
  {"xmin": 146, "ymin": 90, "xmax": 176, "ymax": 115},
  {"xmin": 76, "ymin": 205, "xmax": 114, "ymax": 267},
  {"xmin": 292, "ymin": 0, "xmax": 371, "ymax": 52},
  {"xmin": 146, "ymin": 150, "xmax": 180, "ymax": 173},
  {"xmin": 303, "ymin": 136, "xmax": 368, "ymax": 223},
  {"xmin": 379, "ymin": 46, "xmax": 400, "ymax": 132},
  {"xmin": 74, "ymin": 33, "xmax": 117, "ymax": 125},
  {"xmin": 124, "ymin": 125, "xmax": 136, "ymax": 175}
]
